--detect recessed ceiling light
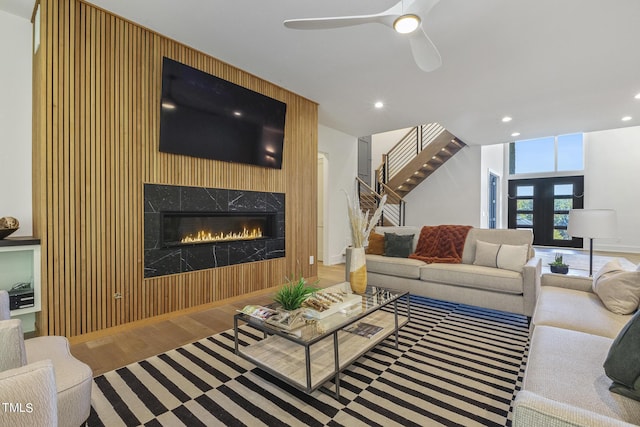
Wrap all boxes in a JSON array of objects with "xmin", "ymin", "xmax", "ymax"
[
  {"xmin": 161, "ymin": 101, "xmax": 176, "ymax": 110},
  {"xmin": 374, "ymin": 101, "xmax": 384, "ymax": 109},
  {"xmin": 502, "ymin": 116, "xmax": 512, "ymax": 123},
  {"xmin": 511, "ymin": 132, "xmax": 521, "ymax": 137},
  {"xmin": 393, "ymin": 14, "xmax": 420, "ymax": 34},
  {"xmin": 622, "ymin": 116, "xmax": 632, "ymax": 121},
  {"xmin": 635, "ymin": 93, "xmax": 640, "ymax": 100},
  {"xmin": 233, "ymin": 111, "xmax": 243, "ymax": 117}
]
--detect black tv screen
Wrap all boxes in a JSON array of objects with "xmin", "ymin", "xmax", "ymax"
[{"xmin": 159, "ymin": 57, "xmax": 286, "ymax": 169}]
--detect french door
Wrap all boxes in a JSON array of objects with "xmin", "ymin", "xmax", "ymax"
[{"xmin": 508, "ymin": 176, "xmax": 584, "ymax": 247}]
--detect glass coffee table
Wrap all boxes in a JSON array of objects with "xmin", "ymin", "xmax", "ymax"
[{"xmin": 233, "ymin": 284, "xmax": 410, "ymax": 399}]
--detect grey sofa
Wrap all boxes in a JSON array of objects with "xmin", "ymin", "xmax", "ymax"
[
  {"xmin": 513, "ymin": 273, "xmax": 640, "ymax": 426},
  {"xmin": 365, "ymin": 226, "xmax": 541, "ymax": 316}
]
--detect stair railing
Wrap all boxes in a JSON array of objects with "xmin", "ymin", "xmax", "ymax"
[
  {"xmin": 377, "ymin": 181, "xmax": 406, "ymax": 226},
  {"xmin": 380, "ymin": 122, "xmax": 445, "ymax": 185},
  {"xmin": 356, "ymin": 177, "xmax": 406, "ymax": 227}
]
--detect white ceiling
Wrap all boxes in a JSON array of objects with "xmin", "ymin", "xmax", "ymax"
[{"xmin": 4, "ymin": 0, "xmax": 640, "ymax": 145}]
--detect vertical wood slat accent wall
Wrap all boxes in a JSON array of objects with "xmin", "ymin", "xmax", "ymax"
[{"xmin": 33, "ymin": 0, "xmax": 318, "ymax": 337}]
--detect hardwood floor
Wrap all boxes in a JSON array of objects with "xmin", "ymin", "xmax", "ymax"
[
  {"xmin": 535, "ymin": 247, "xmax": 640, "ymax": 264},
  {"xmin": 70, "ymin": 249, "xmax": 640, "ymax": 377},
  {"xmin": 69, "ymin": 263, "xmax": 346, "ymax": 376}
]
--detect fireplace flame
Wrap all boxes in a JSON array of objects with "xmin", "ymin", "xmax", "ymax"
[{"xmin": 181, "ymin": 227, "xmax": 263, "ymax": 244}]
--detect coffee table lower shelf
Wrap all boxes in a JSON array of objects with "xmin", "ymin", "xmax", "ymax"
[{"xmin": 236, "ymin": 309, "xmax": 409, "ymax": 398}]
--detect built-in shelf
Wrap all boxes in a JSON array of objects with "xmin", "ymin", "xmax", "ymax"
[{"xmin": 0, "ymin": 237, "xmax": 41, "ymax": 316}]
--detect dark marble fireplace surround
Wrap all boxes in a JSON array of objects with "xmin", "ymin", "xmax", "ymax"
[{"xmin": 144, "ymin": 184, "xmax": 285, "ymax": 278}]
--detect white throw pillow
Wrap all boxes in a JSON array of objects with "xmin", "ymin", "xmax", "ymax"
[
  {"xmin": 593, "ymin": 259, "xmax": 624, "ymax": 291},
  {"xmin": 593, "ymin": 261, "xmax": 640, "ymax": 314},
  {"xmin": 496, "ymin": 244, "xmax": 529, "ymax": 273},
  {"xmin": 473, "ymin": 240, "xmax": 501, "ymax": 268}
]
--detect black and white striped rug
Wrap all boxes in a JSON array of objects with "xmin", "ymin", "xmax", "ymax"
[{"xmin": 88, "ymin": 296, "xmax": 530, "ymax": 426}]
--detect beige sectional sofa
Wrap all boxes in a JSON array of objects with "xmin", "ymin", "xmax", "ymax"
[
  {"xmin": 365, "ymin": 226, "xmax": 541, "ymax": 316},
  {"xmin": 513, "ymin": 273, "xmax": 640, "ymax": 426}
]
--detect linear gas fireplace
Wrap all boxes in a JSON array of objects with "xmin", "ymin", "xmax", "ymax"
[
  {"xmin": 144, "ymin": 184, "xmax": 285, "ymax": 278},
  {"xmin": 161, "ymin": 212, "xmax": 277, "ymax": 248}
]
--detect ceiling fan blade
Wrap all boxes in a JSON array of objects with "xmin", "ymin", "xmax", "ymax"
[
  {"xmin": 408, "ymin": 26, "xmax": 442, "ymax": 72},
  {"xmin": 284, "ymin": 3, "xmax": 402, "ymax": 30},
  {"xmin": 405, "ymin": 0, "xmax": 441, "ymax": 16},
  {"xmin": 284, "ymin": 14, "xmax": 391, "ymax": 30}
]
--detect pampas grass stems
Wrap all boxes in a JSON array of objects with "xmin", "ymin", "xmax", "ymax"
[{"xmin": 344, "ymin": 184, "xmax": 387, "ymax": 248}]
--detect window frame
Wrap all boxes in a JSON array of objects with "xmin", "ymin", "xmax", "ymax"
[{"xmin": 507, "ymin": 133, "xmax": 585, "ymax": 179}]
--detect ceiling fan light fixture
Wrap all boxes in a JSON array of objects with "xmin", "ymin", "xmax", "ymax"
[{"xmin": 393, "ymin": 14, "xmax": 421, "ymax": 34}]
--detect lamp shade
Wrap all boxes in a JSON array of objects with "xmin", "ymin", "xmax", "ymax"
[{"xmin": 567, "ymin": 209, "xmax": 617, "ymax": 239}]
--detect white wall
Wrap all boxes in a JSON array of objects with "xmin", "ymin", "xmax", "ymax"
[
  {"xmin": 0, "ymin": 11, "xmax": 32, "ymax": 237},
  {"xmin": 480, "ymin": 143, "xmax": 505, "ymax": 228},
  {"xmin": 318, "ymin": 125, "xmax": 358, "ymax": 265},
  {"xmin": 584, "ymin": 126, "xmax": 640, "ymax": 253},
  {"xmin": 404, "ymin": 146, "xmax": 482, "ymax": 227},
  {"xmin": 371, "ymin": 127, "xmax": 411, "ymax": 186}
]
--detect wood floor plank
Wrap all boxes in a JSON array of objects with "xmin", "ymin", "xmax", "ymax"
[
  {"xmin": 69, "ymin": 248, "xmax": 640, "ymax": 377},
  {"xmin": 71, "ymin": 263, "xmax": 346, "ymax": 376}
]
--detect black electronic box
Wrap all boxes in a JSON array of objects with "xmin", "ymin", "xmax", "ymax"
[{"xmin": 9, "ymin": 285, "xmax": 35, "ymax": 310}]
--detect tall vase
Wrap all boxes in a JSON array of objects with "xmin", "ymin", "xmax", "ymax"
[{"xmin": 347, "ymin": 247, "xmax": 368, "ymax": 294}]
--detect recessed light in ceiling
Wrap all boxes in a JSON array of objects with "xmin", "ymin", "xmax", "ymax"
[
  {"xmin": 511, "ymin": 132, "xmax": 521, "ymax": 137},
  {"xmin": 393, "ymin": 14, "xmax": 421, "ymax": 34},
  {"xmin": 374, "ymin": 101, "xmax": 384, "ymax": 109},
  {"xmin": 502, "ymin": 116, "xmax": 512, "ymax": 123},
  {"xmin": 161, "ymin": 101, "xmax": 176, "ymax": 110},
  {"xmin": 622, "ymin": 116, "xmax": 632, "ymax": 121},
  {"xmin": 635, "ymin": 93, "xmax": 640, "ymax": 100}
]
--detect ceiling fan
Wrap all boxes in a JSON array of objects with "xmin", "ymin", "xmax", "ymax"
[{"xmin": 284, "ymin": 0, "xmax": 442, "ymax": 72}]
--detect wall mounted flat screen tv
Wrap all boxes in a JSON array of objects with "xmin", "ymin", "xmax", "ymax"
[{"xmin": 159, "ymin": 57, "xmax": 287, "ymax": 169}]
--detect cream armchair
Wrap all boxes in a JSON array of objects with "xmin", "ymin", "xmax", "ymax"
[
  {"xmin": 0, "ymin": 290, "xmax": 93, "ymax": 427},
  {"xmin": 0, "ymin": 289, "xmax": 10, "ymax": 321},
  {"xmin": 0, "ymin": 359, "xmax": 58, "ymax": 427}
]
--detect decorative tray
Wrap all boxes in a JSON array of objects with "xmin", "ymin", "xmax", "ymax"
[{"xmin": 302, "ymin": 282, "xmax": 362, "ymax": 320}]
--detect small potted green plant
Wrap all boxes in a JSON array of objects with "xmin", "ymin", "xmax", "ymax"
[
  {"xmin": 274, "ymin": 275, "xmax": 319, "ymax": 311},
  {"xmin": 271, "ymin": 275, "xmax": 319, "ymax": 329},
  {"xmin": 549, "ymin": 253, "xmax": 569, "ymax": 274}
]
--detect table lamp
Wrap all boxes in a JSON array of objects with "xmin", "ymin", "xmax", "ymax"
[{"xmin": 567, "ymin": 209, "xmax": 617, "ymax": 276}]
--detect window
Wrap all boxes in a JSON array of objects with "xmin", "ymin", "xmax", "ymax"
[
  {"xmin": 557, "ymin": 133, "xmax": 584, "ymax": 171},
  {"xmin": 509, "ymin": 133, "xmax": 583, "ymax": 175}
]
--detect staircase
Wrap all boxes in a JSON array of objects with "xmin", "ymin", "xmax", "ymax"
[
  {"xmin": 357, "ymin": 123, "xmax": 466, "ymax": 227},
  {"xmin": 356, "ymin": 177, "xmax": 405, "ymax": 227},
  {"xmin": 377, "ymin": 123, "xmax": 466, "ymax": 198}
]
